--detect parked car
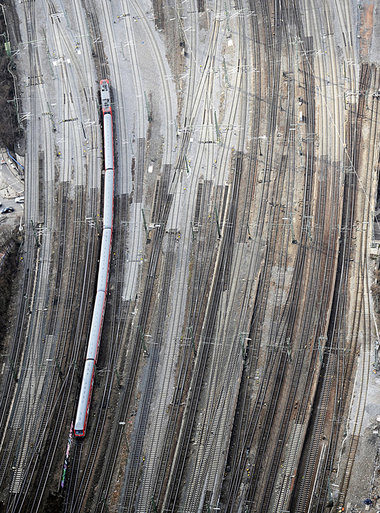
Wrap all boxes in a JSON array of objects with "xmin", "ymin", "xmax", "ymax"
[
  {"xmin": 15, "ymin": 196, "xmax": 24, "ymax": 203},
  {"xmin": 1, "ymin": 207, "xmax": 14, "ymax": 214}
]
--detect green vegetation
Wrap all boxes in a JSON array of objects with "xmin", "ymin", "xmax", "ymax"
[
  {"xmin": 0, "ymin": 1, "xmax": 22, "ymax": 150},
  {"xmin": 0, "ymin": 230, "xmax": 22, "ymax": 350}
]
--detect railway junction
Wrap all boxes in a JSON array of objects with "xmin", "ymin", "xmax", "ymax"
[{"xmin": 0, "ymin": 1, "xmax": 380, "ymax": 512}]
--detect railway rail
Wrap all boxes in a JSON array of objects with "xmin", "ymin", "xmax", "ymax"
[
  {"xmin": 0, "ymin": 1, "xmax": 102, "ymax": 511},
  {"xmin": 291, "ymin": 4, "xmax": 367, "ymax": 512},
  {"xmin": 223, "ymin": 0, "xmax": 298, "ymax": 506},
  {"xmin": 0, "ymin": 1, "xmax": 375, "ymax": 512}
]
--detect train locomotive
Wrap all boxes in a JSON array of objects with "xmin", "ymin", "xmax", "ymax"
[{"xmin": 74, "ymin": 79, "xmax": 114, "ymax": 437}]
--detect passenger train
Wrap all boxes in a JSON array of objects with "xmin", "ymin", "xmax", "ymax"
[{"xmin": 74, "ymin": 79, "xmax": 114, "ymax": 437}]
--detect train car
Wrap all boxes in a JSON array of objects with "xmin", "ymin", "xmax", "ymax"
[
  {"xmin": 103, "ymin": 169, "xmax": 114, "ymax": 230},
  {"xmin": 74, "ymin": 79, "xmax": 114, "ymax": 438},
  {"xmin": 100, "ymin": 79, "xmax": 111, "ymax": 114},
  {"xmin": 103, "ymin": 113, "xmax": 114, "ymax": 171},
  {"xmin": 85, "ymin": 290, "xmax": 106, "ymax": 362},
  {"xmin": 96, "ymin": 228, "xmax": 112, "ymax": 293},
  {"xmin": 100, "ymin": 78, "xmax": 113, "ymax": 170},
  {"xmin": 74, "ymin": 360, "xmax": 95, "ymax": 437}
]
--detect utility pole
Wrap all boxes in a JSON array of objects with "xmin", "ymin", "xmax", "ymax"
[
  {"xmin": 286, "ymin": 338, "xmax": 292, "ymax": 361},
  {"xmin": 151, "ymin": 497, "xmax": 158, "ymax": 513},
  {"xmin": 223, "ymin": 56, "xmax": 231, "ymax": 88},
  {"xmin": 188, "ymin": 326, "xmax": 196, "ymax": 356},
  {"xmin": 30, "ymin": 220, "xmax": 40, "ymax": 247},
  {"xmin": 185, "ymin": 154, "xmax": 191, "ymax": 174},
  {"xmin": 214, "ymin": 206, "xmax": 222, "ymax": 239},
  {"xmin": 141, "ymin": 208, "xmax": 148, "ymax": 236},
  {"xmin": 138, "ymin": 327, "xmax": 149, "ymax": 356},
  {"xmin": 10, "ymin": 360, "xmax": 18, "ymax": 382},
  {"xmin": 214, "ymin": 111, "xmax": 221, "ymax": 143},
  {"xmin": 55, "ymin": 358, "xmax": 63, "ymax": 380},
  {"xmin": 283, "ymin": 216, "xmax": 297, "ymax": 244},
  {"xmin": 144, "ymin": 91, "xmax": 152, "ymax": 122},
  {"xmin": 114, "ymin": 367, "xmax": 122, "ymax": 387},
  {"xmin": 318, "ymin": 336, "xmax": 327, "ymax": 364},
  {"xmin": 303, "ymin": 215, "xmax": 312, "ymax": 241}
]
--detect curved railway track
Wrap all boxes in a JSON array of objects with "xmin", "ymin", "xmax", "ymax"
[
  {"xmin": 158, "ymin": 3, "xmax": 249, "ymax": 511},
  {"xmin": 257, "ymin": 0, "xmax": 345, "ymax": 509},
  {"xmin": 0, "ymin": 1, "xmax": 375, "ymax": 512},
  {"xmin": 331, "ymin": 66, "xmax": 379, "ymax": 513},
  {"xmin": 23, "ymin": 0, "xmax": 100, "ymax": 506},
  {"xmin": 178, "ymin": 4, "xmax": 257, "ymax": 510},
  {"xmin": 222, "ymin": 0, "xmax": 299, "ymax": 507},
  {"xmin": 0, "ymin": 1, "xmax": 102, "ymax": 511},
  {"xmin": 288, "ymin": 1, "xmax": 359, "ymax": 511},
  {"xmin": 67, "ymin": 1, "xmax": 178, "ymax": 511},
  {"xmin": 0, "ymin": 0, "xmax": 55, "ymax": 504}
]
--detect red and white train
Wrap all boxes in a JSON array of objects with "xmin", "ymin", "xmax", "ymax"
[{"xmin": 74, "ymin": 79, "xmax": 114, "ymax": 437}]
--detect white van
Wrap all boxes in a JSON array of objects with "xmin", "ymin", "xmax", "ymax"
[{"xmin": 15, "ymin": 196, "xmax": 24, "ymax": 203}]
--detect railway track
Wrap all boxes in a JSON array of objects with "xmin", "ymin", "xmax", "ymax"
[
  {"xmin": 309, "ymin": 39, "xmax": 362, "ymax": 513},
  {"xmin": 220, "ymin": 0, "xmax": 264, "ymax": 503},
  {"xmin": 163, "ymin": 136, "xmax": 245, "ymax": 511},
  {"xmin": 23, "ymin": 187, "xmax": 94, "ymax": 512},
  {"xmin": 8, "ymin": 184, "xmax": 97, "ymax": 511},
  {"xmin": 257, "ymin": 2, "xmax": 343, "ymax": 510},
  {"xmin": 222, "ymin": 0, "xmax": 339, "ymax": 510},
  {"xmin": 176, "ymin": 3, "xmax": 266, "ymax": 509},
  {"xmin": 0, "ymin": 1, "xmax": 102, "ymax": 511},
  {"xmin": 0, "ymin": 0, "xmax": 42, "ymax": 477},
  {"xmin": 329, "ymin": 64, "xmax": 378, "ymax": 513},
  {"xmin": 90, "ymin": 197, "xmax": 135, "ymax": 513},
  {"xmin": 112, "ymin": 1, "xmax": 235, "ymax": 510},
  {"xmin": 135, "ymin": 2, "xmax": 245, "ymax": 508},
  {"xmin": 290, "ymin": 3, "xmax": 366, "ymax": 511},
  {"xmin": 121, "ymin": 234, "xmax": 177, "ymax": 511},
  {"xmin": 0, "ymin": 1, "xmax": 374, "ymax": 512},
  {"xmin": 129, "ymin": 0, "xmax": 176, "ymax": 164},
  {"xmin": 114, "ymin": 191, "xmax": 173, "ymax": 512},
  {"xmin": 10, "ymin": 182, "xmax": 73, "ymax": 510},
  {"xmin": 73, "ymin": 2, "xmax": 179, "ymax": 510},
  {"xmin": 0, "ymin": 246, "xmax": 33, "ymax": 487},
  {"xmin": 17, "ymin": 0, "xmax": 101, "ymax": 507},
  {"xmin": 0, "ymin": 0, "xmax": 53, "ymax": 505},
  {"xmin": 81, "ymin": 2, "xmax": 109, "ymax": 80},
  {"xmin": 222, "ymin": 0, "xmax": 301, "ymax": 507},
  {"xmin": 245, "ymin": 4, "xmax": 310, "ymax": 506},
  {"xmin": 45, "ymin": 4, "xmax": 126, "ymax": 511}
]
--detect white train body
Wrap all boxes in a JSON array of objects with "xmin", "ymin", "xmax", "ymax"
[
  {"xmin": 96, "ymin": 228, "xmax": 112, "ymax": 294},
  {"xmin": 74, "ymin": 80, "xmax": 114, "ymax": 437},
  {"xmin": 103, "ymin": 169, "xmax": 114, "ymax": 230},
  {"xmin": 100, "ymin": 79, "xmax": 111, "ymax": 113},
  {"xmin": 85, "ymin": 291, "xmax": 106, "ymax": 361},
  {"xmin": 103, "ymin": 114, "xmax": 114, "ymax": 171},
  {"xmin": 74, "ymin": 360, "xmax": 95, "ymax": 435}
]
